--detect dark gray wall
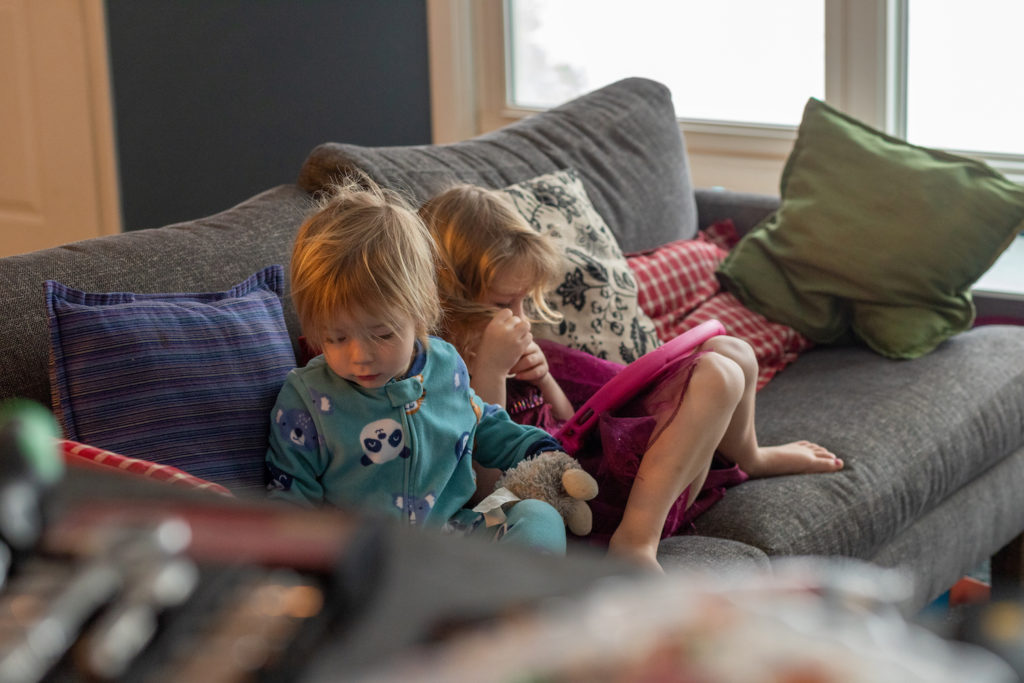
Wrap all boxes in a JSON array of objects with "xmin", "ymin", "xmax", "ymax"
[{"xmin": 106, "ymin": 1, "xmax": 432, "ymax": 230}]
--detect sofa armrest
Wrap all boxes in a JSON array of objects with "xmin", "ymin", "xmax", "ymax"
[{"xmin": 695, "ymin": 187, "xmax": 779, "ymax": 236}]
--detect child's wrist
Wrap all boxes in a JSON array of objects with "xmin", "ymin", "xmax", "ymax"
[
  {"xmin": 472, "ymin": 358, "xmax": 510, "ymax": 382},
  {"xmin": 534, "ymin": 371, "xmax": 556, "ymax": 389}
]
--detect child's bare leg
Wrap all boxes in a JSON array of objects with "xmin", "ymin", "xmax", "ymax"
[
  {"xmin": 607, "ymin": 352, "xmax": 744, "ymax": 572},
  {"xmin": 701, "ymin": 336, "xmax": 843, "ymax": 477}
]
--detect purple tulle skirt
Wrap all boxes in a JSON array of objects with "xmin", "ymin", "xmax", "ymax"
[{"xmin": 507, "ymin": 339, "xmax": 748, "ymax": 545}]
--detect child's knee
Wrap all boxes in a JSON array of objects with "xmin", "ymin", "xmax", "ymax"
[
  {"xmin": 704, "ymin": 336, "xmax": 757, "ymax": 381},
  {"xmin": 502, "ymin": 499, "xmax": 566, "ymax": 554},
  {"xmin": 508, "ymin": 498, "xmax": 563, "ymax": 527},
  {"xmin": 693, "ymin": 351, "xmax": 745, "ymax": 408}
]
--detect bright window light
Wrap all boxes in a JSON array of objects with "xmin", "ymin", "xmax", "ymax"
[
  {"xmin": 906, "ymin": 0, "xmax": 1024, "ymax": 155},
  {"xmin": 507, "ymin": 0, "xmax": 825, "ymax": 126}
]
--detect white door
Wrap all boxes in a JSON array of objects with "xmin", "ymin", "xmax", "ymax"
[{"xmin": 0, "ymin": 0, "xmax": 120, "ymax": 258}]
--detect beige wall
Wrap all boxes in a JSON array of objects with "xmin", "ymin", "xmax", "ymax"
[{"xmin": 0, "ymin": 0, "xmax": 119, "ymax": 257}]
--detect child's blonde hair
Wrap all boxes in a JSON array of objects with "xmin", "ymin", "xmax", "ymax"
[
  {"xmin": 418, "ymin": 184, "xmax": 563, "ymax": 354},
  {"xmin": 291, "ymin": 175, "xmax": 441, "ymax": 349}
]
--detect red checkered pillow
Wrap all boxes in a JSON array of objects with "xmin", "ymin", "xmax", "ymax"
[
  {"xmin": 60, "ymin": 439, "xmax": 233, "ymax": 496},
  {"xmin": 627, "ymin": 237, "xmax": 727, "ymax": 337},
  {"xmin": 665, "ymin": 292, "xmax": 815, "ymax": 390},
  {"xmin": 626, "ymin": 220, "xmax": 737, "ymax": 342},
  {"xmin": 627, "ymin": 220, "xmax": 813, "ymax": 390},
  {"xmin": 698, "ymin": 217, "xmax": 743, "ymax": 252}
]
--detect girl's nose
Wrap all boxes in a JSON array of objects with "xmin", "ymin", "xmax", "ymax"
[
  {"xmin": 510, "ymin": 299, "xmax": 526, "ymax": 318},
  {"xmin": 350, "ymin": 338, "xmax": 374, "ymax": 363}
]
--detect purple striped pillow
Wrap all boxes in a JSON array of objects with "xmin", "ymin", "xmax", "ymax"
[{"xmin": 45, "ymin": 266, "xmax": 296, "ymax": 494}]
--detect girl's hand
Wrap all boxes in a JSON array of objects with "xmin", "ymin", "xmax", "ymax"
[
  {"xmin": 475, "ymin": 309, "xmax": 533, "ymax": 377},
  {"xmin": 509, "ymin": 341, "xmax": 550, "ymax": 384},
  {"xmin": 512, "ymin": 341, "xmax": 574, "ymax": 421}
]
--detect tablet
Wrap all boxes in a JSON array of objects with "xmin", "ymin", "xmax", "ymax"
[{"xmin": 553, "ymin": 319, "xmax": 725, "ymax": 454}]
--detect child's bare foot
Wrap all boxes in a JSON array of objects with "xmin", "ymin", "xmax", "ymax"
[
  {"xmin": 740, "ymin": 441, "xmax": 843, "ymax": 478},
  {"xmin": 607, "ymin": 533, "xmax": 665, "ymax": 573}
]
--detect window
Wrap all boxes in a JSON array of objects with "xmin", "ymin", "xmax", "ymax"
[
  {"xmin": 507, "ymin": 0, "xmax": 825, "ymax": 127},
  {"xmin": 905, "ymin": 0, "xmax": 1024, "ymax": 157},
  {"xmin": 426, "ymin": 0, "xmax": 1024, "ymax": 191}
]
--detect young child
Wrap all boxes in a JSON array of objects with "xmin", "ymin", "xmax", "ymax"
[
  {"xmin": 264, "ymin": 177, "xmax": 570, "ymax": 554},
  {"xmin": 419, "ymin": 184, "xmax": 844, "ymax": 571}
]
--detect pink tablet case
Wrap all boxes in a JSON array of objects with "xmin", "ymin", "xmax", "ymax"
[{"xmin": 553, "ymin": 319, "xmax": 725, "ymax": 454}]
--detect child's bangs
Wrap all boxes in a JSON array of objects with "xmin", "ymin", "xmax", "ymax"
[{"xmin": 331, "ymin": 265, "xmax": 403, "ymax": 326}]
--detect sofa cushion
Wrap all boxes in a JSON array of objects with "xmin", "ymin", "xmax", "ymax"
[
  {"xmin": 692, "ymin": 325, "xmax": 1024, "ymax": 560},
  {"xmin": 0, "ymin": 185, "xmax": 311, "ymax": 407},
  {"xmin": 46, "ymin": 266, "xmax": 296, "ymax": 494},
  {"xmin": 657, "ymin": 535, "xmax": 770, "ymax": 573},
  {"xmin": 298, "ymin": 77, "xmax": 696, "ymax": 253},
  {"xmin": 716, "ymin": 97, "xmax": 1024, "ymax": 359},
  {"xmin": 499, "ymin": 169, "xmax": 660, "ymax": 364}
]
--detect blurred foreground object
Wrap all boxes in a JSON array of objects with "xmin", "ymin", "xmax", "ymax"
[
  {"xmin": 350, "ymin": 558, "xmax": 1017, "ymax": 683},
  {"xmin": 0, "ymin": 400, "xmax": 62, "ymax": 558}
]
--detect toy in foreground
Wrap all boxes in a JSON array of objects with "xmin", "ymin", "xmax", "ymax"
[{"xmin": 476, "ymin": 450, "xmax": 599, "ymax": 537}]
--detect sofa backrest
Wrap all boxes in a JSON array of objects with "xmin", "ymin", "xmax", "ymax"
[
  {"xmin": 298, "ymin": 77, "xmax": 697, "ymax": 254},
  {"xmin": 1, "ymin": 77, "xmax": 696, "ymax": 408},
  {"xmin": 0, "ymin": 185, "xmax": 312, "ymax": 405}
]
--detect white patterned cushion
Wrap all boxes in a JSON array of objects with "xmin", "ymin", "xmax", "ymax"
[{"xmin": 500, "ymin": 169, "xmax": 661, "ymax": 364}]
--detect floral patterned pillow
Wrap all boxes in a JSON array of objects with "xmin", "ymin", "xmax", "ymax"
[{"xmin": 500, "ymin": 169, "xmax": 661, "ymax": 364}]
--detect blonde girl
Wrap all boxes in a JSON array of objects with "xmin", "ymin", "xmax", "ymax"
[{"xmin": 421, "ymin": 184, "xmax": 843, "ymax": 571}]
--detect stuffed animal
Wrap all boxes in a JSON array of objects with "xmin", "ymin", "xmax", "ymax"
[{"xmin": 490, "ymin": 450, "xmax": 598, "ymax": 536}]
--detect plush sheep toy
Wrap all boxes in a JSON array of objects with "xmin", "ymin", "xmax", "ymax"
[{"xmin": 476, "ymin": 450, "xmax": 599, "ymax": 536}]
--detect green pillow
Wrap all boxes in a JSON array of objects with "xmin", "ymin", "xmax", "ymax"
[{"xmin": 717, "ymin": 97, "xmax": 1024, "ymax": 359}]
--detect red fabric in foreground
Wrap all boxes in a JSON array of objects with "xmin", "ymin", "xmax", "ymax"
[{"xmin": 60, "ymin": 438, "xmax": 233, "ymax": 496}]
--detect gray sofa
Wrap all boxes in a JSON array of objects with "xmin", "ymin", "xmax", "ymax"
[{"xmin": 3, "ymin": 77, "xmax": 1023, "ymax": 612}]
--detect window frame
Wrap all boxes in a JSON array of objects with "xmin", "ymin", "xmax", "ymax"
[{"xmin": 426, "ymin": 0, "xmax": 1021, "ymax": 193}]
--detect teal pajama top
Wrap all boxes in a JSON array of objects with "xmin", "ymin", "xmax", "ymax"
[{"xmin": 265, "ymin": 336, "xmax": 561, "ymax": 526}]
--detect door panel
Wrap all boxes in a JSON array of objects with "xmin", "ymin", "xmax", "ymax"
[{"xmin": 0, "ymin": 0, "xmax": 119, "ymax": 257}]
